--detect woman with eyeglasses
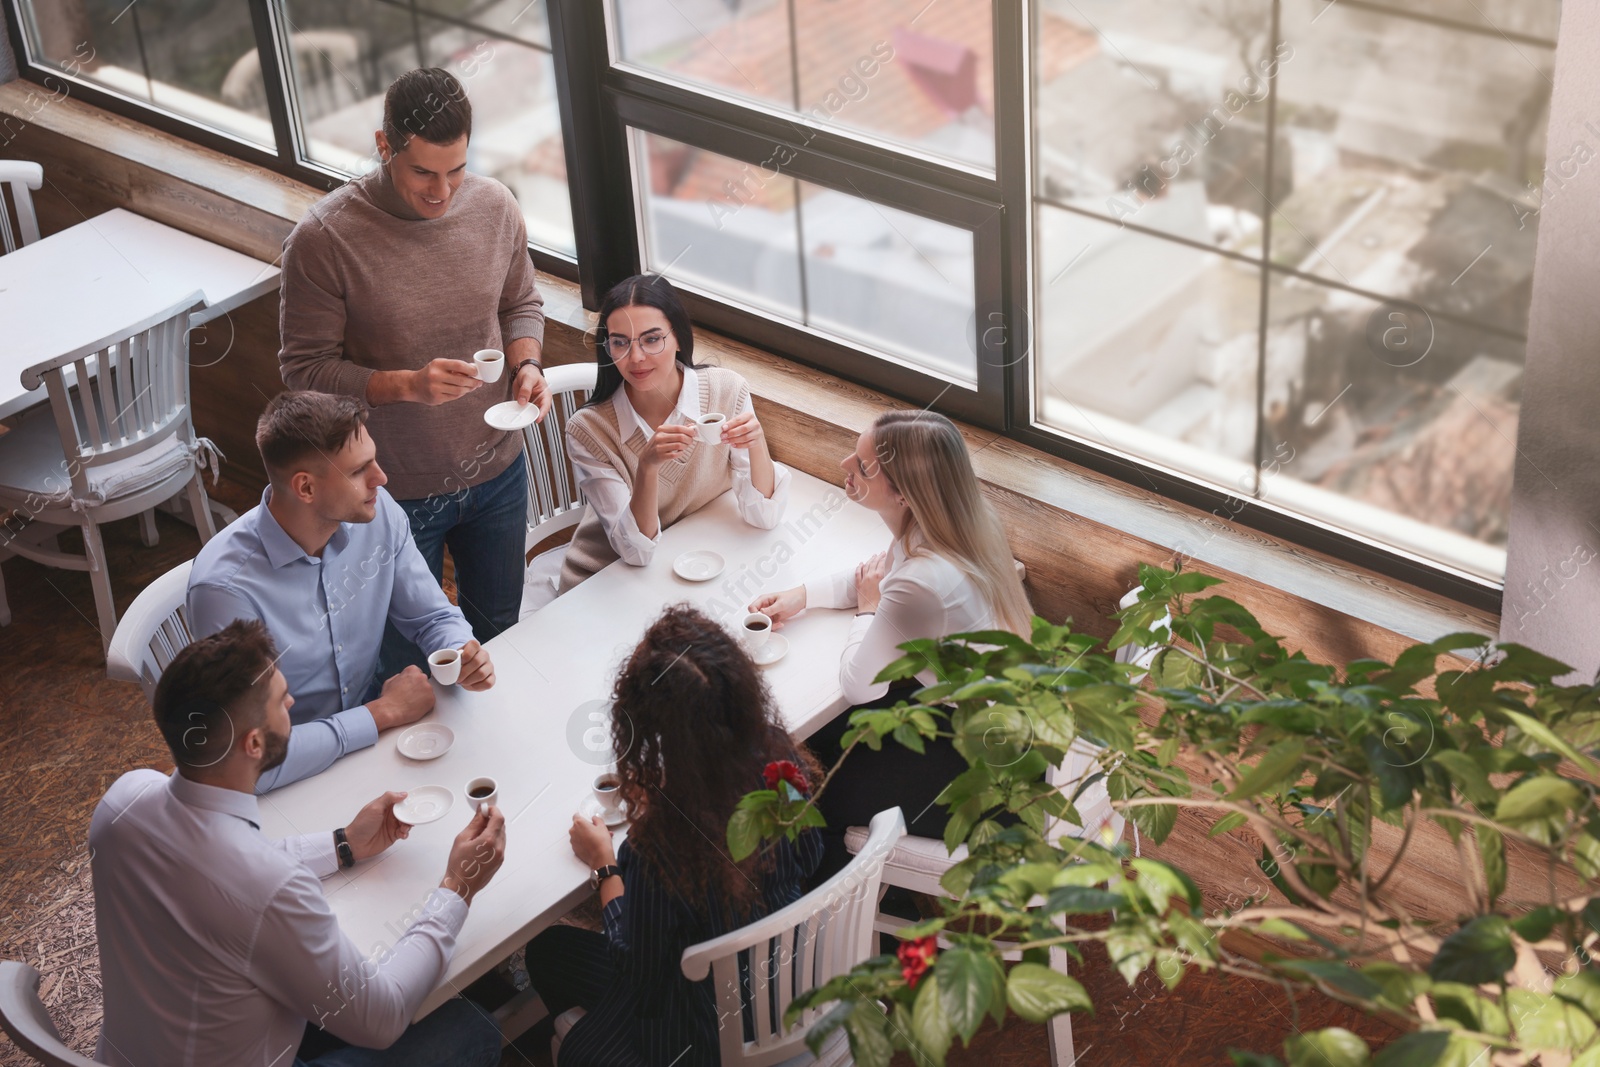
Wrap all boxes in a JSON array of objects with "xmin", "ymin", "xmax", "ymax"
[{"xmin": 559, "ymin": 274, "xmax": 789, "ymax": 591}]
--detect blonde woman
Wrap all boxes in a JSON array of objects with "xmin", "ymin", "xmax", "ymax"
[{"xmin": 750, "ymin": 410, "xmax": 1030, "ymax": 870}]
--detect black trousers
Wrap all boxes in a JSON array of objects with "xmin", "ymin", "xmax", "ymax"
[{"xmin": 806, "ymin": 685, "xmax": 972, "ymax": 883}]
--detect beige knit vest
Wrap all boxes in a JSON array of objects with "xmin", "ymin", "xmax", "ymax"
[{"xmin": 559, "ymin": 366, "xmax": 752, "ymax": 591}]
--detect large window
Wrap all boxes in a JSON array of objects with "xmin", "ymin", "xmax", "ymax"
[
  {"xmin": 1032, "ymin": 0, "xmax": 1556, "ymax": 584},
  {"xmin": 4, "ymin": 0, "xmax": 1565, "ymax": 605}
]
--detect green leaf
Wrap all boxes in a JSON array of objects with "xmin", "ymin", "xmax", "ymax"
[
  {"xmin": 1508, "ymin": 988, "xmax": 1599, "ymax": 1051},
  {"xmin": 1430, "ymin": 750, "xmax": 1497, "ymax": 810},
  {"xmin": 804, "ymin": 1002, "xmax": 854, "ymax": 1060},
  {"xmin": 1274, "ymin": 959, "xmax": 1383, "ymax": 1001},
  {"xmin": 1005, "ymin": 962, "xmax": 1091, "ymax": 1022},
  {"xmin": 1209, "ymin": 811, "xmax": 1249, "ymax": 837},
  {"xmin": 1361, "ymin": 733, "xmax": 1417, "ymax": 811},
  {"xmin": 893, "ymin": 722, "xmax": 928, "ymax": 754},
  {"xmin": 1285, "ymin": 1028, "xmax": 1370, "ymax": 1067},
  {"xmin": 841, "ymin": 999, "xmax": 896, "ymax": 1067},
  {"xmin": 1496, "ymin": 776, "xmax": 1581, "ymax": 823},
  {"xmin": 1255, "ymin": 918, "xmax": 1309, "ymax": 941},
  {"xmin": 1504, "ymin": 708, "xmax": 1600, "ymax": 775},
  {"xmin": 909, "ymin": 974, "xmax": 953, "ymax": 1067},
  {"xmin": 1227, "ymin": 739, "xmax": 1307, "ymax": 800},
  {"xmin": 1130, "ymin": 858, "xmax": 1200, "ymax": 912},
  {"xmin": 1554, "ymin": 972, "xmax": 1600, "ymax": 1019},
  {"xmin": 1228, "ymin": 1053, "xmax": 1284, "ymax": 1067},
  {"xmin": 1152, "ymin": 647, "xmax": 1206, "ymax": 689},
  {"xmin": 936, "ymin": 948, "xmax": 1006, "ymax": 1043},
  {"xmin": 1044, "ymin": 885, "xmax": 1125, "ymax": 916},
  {"xmin": 1475, "ymin": 825, "xmax": 1506, "ymax": 907},
  {"xmin": 726, "ymin": 807, "xmax": 764, "ymax": 862},
  {"xmin": 1429, "ymin": 982, "xmax": 1510, "ymax": 1038},
  {"xmin": 1371, "ymin": 1031, "xmax": 1487, "ymax": 1067},
  {"xmin": 1427, "ymin": 915, "xmax": 1515, "ymax": 985},
  {"xmin": 1513, "ymin": 905, "xmax": 1563, "ymax": 943}
]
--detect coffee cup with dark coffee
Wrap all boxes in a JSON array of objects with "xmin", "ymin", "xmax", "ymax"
[
  {"xmin": 593, "ymin": 771, "xmax": 623, "ymax": 818},
  {"xmin": 739, "ymin": 611, "xmax": 772, "ymax": 653},
  {"xmin": 464, "ymin": 775, "xmax": 498, "ymax": 812}
]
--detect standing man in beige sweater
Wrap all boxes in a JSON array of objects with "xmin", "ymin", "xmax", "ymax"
[{"xmin": 279, "ymin": 67, "xmax": 549, "ymax": 672}]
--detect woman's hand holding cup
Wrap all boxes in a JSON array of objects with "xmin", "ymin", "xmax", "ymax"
[
  {"xmin": 640, "ymin": 424, "xmax": 699, "ymax": 470},
  {"xmin": 748, "ymin": 586, "xmax": 806, "ymax": 631},
  {"xmin": 720, "ymin": 411, "xmax": 765, "ymax": 451}
]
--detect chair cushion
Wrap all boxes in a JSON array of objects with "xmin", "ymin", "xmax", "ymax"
[
  {"xmin": 844, "ymin": 826, "xmax": 968, "ymax": 879},
  {"xmin": 0, "ymin": 401, "xmax": 206, "ymax": 507},
  {"xmin": 519, "ymin": 544, "xmax": 565, "ymax": 619}
]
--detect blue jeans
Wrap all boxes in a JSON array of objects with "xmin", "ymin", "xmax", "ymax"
[
  {"xmin": 293, "ymin": 998, "xmax": 500, "ymax": 1067},
  {"xmin": 379, "ymin": 452, "xmax": 528, "ymax": 675}
]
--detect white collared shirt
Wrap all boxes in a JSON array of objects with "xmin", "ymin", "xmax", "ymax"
[
  {"xmin": 566, "ymin": 365, "xmax": 791, "ymax": 566},
  {"xmin": 805, "ymin": 538, "xmax": 1001, "ymax": 704},
  {"xmin": 90, "ymin": 769, "xmax": 466, "ymax": 1066}
]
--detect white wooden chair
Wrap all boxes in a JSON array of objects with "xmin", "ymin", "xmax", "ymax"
[
  {"xmin": 0, "ymin": 293, "xmax": 219, "ymax": 656},
  {"xmin": 548, "ymin": 809, "xmax": 905, "ymax": 1066},
  {"xmin": 0, "ymin": 961, "xmax": 98, "ymax": 1067},
  {"xmin": 519, "ymin": 362, "xmax": 597, "ymax": 617},
  {"xmin": 105, "ymin": 559, "xmax": 194, "ymax": 700},
  {"xmin": 0, "ymin": 160, "xmax": 43, "ymax": 254}
]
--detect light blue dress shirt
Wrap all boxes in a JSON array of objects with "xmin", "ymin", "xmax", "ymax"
[{"xmin": 187, "ymin": 487, "xmax": 475, "ymax": 792}]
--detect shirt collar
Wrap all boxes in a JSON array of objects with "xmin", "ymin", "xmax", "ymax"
[
  {"xmin": 615, "ymin": 365, "xmax": 700, "ymax": 441},
  {"xmin": 257, "ymin": 487, "xmax": 350, "ymax": 569},
  {"xmin": 167, "ymin": 771, "xmax": 262, "ymax": 830}
]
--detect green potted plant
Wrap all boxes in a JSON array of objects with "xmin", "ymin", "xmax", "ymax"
[{"xmin": 732, "ymin": 564, "xmax": 1600, "ymax": 1066}]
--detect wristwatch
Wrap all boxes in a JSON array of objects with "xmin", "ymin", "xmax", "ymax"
[
  {"xmin": 512, "ymin": 358, "xmax": 543, "ymax": 376},
  {"xmin": 333, "ymin": 827, "xmax": 355, "ymax": 869},
  {"xmin": 590, "ymin": 863, "xmax": 621, "ymax": 889}
]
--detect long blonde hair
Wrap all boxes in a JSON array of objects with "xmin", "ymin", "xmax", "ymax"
[{"xmin": 871, "ymin": 410, "xmax": 1032, "ymax": 636}]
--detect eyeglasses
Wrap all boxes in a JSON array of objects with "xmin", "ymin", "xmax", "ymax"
[{"xmin": 606, "ymin": 331, "xmax": 669, "ymax": 359}]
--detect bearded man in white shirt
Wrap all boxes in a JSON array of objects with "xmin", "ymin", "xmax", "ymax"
[{"xmin": 88, "ymin": 619, "xmax": 506, "ymax": 1067}]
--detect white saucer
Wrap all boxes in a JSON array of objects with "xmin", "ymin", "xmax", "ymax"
[
  {"xmin": 397, "ymin": 722, "xmax": 454, "ymax": 760},
  {"xmin": 751, "ymin": 634, "xmax": 789, "ymax": 667},
  {"xmin": 673, "ymin": 550, "xmax": 725, "ymax": 582},
  {"xmin": 580, "ymin": 795, "xmax": 629, "ymax": 828},
  {"xmin": 483, "ymin": 401, "xmax": 540, "ymax": 431},
  {"xmin": 394, "ymin": 785, "xmax": 454, "ymax": 825}
]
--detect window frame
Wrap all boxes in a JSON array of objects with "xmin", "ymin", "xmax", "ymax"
[{"xmin": 2, "ymin": 0, "xmax": 1536, "ymax": 612}]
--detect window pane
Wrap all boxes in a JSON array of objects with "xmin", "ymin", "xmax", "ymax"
[
  {"xmin": 1262, "ymin": 279, "xmax": 1514, "ymax": 580},
  {"xmin": 279, "ymin": 1, "xmax": 575, "ymax": 259},
  {"xmin": 610, "ymin": 0, "xmax": 995, "ymax": 169},
  {"xmin": 635, "ymin": 131, "xmax": 978, "ymax": 385},
  {"xmin": 1034, "ymin": 205, "xmax": 1262, "ymax": 488},
  {"xmin": 414, "ymin": 0, "xmax": 552, "ymax": 48},
  {"xmin": 1035, "ymin": 0, "xmax": 1276, "ymax": 250},
  {"xmin": 19, "ymin": 0, "xmax": 274, "ymax": 148},
  {"xmin": 421, "ymin": 19, "xmax": 575, "ymax": 257},
  {"xmin": 1272, "ymin": 0, "xmax": 1553, "ymax": 339}
]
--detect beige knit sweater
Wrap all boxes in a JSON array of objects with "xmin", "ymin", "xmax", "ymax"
[
  {"xmin": 559, "ymin": 367, "xmax": 750, "ymax": 590},
  {"xmin": 278, "ymin": 167, "xmax": 545, "ymax": 501}
]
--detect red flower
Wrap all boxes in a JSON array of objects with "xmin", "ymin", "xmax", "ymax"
[
  {"xmin": 762, "ymin": 760, "xmax": 809, "ymax": 794},
  {"xmin": 898, "ymin": 936, "xmax": 937, "ymax": 989}
]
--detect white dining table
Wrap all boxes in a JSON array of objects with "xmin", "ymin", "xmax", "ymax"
[
  {"xmin": 256, "ymin": 469, "xmax": 889, "ymax": 1019},
  {"xmin": 0, "ymin": 207, "xmax": 282, "ymax": 419}
]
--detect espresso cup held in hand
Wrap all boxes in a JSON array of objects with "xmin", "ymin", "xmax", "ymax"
[
  {"xmin": 695, "ymin": 412, "xmax": 726, "ymax": 444},
  {"xmin": 465, "ymin": 776, "xmax": 499, "ymax": 813},
  {"xmin": 473, "ymin": 349, "xmax": 505, "ymax": 384},
  {"xmin": 428, "ymin": 648, "xmax": 462, "ymax": 686},
  {"xmin": 739, "ymin": 612, "xmax": 772, "ymax": 652},
  {"xmin": 593, "ymin": 772, "xmax": 623, "ymax": 817}
]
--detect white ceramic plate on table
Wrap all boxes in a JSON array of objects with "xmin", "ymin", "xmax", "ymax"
[
  {"xmin": 751, "ymin": 634, "xmax": 789, "ymax": 667},
  {"xmin": 394, "ymin": 785, "xmax": 454, "ymax": 825},
  {"xmin": 673, "ymin": 550, "xmax": 725, "ymax": 582},
  {"xmin": 397, "ymin": 722, "xmax": 455, "ymax": 760},
  {"xmin": 484, "ymin": 401, "xmax": 540, "ymax": 431},
  {"xmin": 580, "ymin": 794, "xmax": 630, "ymax": 828}
]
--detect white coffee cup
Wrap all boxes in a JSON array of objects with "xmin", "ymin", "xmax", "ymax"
[
  {"xmin": 428, "ymin": 648, "xmax": 462, "ymax": 685},
  {"xmin": 593, "ymin": 771, "xmax": 623, "ymax": 817},
  {"xmin": 740, "ymin": 612, "xmax": 772, "ymax": 652},
  {"xmin": 473, "ymin": 348, "xmax": 505, "ymax": 383},
  {"xmin": 695, "ymin": 412, "xmax": 726, "ymax": 443},
  {"xmin": 465, "ymin": 776, "xmax": 499, "ymax": 813}
]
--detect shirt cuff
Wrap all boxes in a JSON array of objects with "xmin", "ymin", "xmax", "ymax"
[
  {"xmin": 420, "ymin": 886, "xmax": 471, "ymax": 937},
  {"xmin": 805, "ymin": 573, "xmax": 856, "ymax": 610},
  {"xmin": 291, "ymin": 833, "xmax": 341, "ymax": 880},
  {"xmin": 341, "ymin": 707, "xmax": 381, "ymax": 751}
]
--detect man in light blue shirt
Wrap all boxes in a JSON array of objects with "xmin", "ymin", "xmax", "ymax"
[{"xmin": 189, "ymin": 391, "xmax": 497, "ymax": 791}]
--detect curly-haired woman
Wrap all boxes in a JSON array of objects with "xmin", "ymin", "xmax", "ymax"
[{"xmin": 523, "ymin": 605, "xmax": 822, "ymax": 1066}]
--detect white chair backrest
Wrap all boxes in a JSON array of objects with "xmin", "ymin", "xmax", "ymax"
[
  {"xmin": 682, "ymin": 807, "xmax": 906, "ymax": 1067},
  {"xmin": 0, "ymin": 962, "xmax": 99, "ymax": 1067},
  {"xmin": 523, "ymin": 362, "xmax": 598, "ymax": 551},
  {"xmin": 105, "ymin": 559, "xmax": 194, "ymax": 701},
  {"xmin": 221, "ymin": 30, "xmax": 364, "ymax": 120},
  {"xmin": 1114, "ymin": 585, "xmax": 1170, "ymax": 679},
  {"xmin": 21, "ymin": 292, "xmax": 205, "ymax": 499},
  {"xmin": 0, "ymin": 160, "xmax": 43, "ymax": 254}
]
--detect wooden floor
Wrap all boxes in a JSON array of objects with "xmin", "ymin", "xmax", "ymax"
[{"xmin": 0, "ymin": 483, "xmax": 1397, "ymax": 1067}]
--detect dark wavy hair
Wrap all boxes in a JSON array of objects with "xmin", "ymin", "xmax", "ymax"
[
  {"xmin": 586, "ymin": 274, "xmax": 701, "ymax": 407},
  {"xmin": 610, "ymin": 605, "xmax": 816, "ymax": 910}
]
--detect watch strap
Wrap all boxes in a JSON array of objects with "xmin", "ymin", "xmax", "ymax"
[
  {"xmin": 333, "ymin": 827, "xmax": 355, "ymax": 869},
  {"xmin": 591, "ymin": 863, "xmax": 622, "ymax": 887}
]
